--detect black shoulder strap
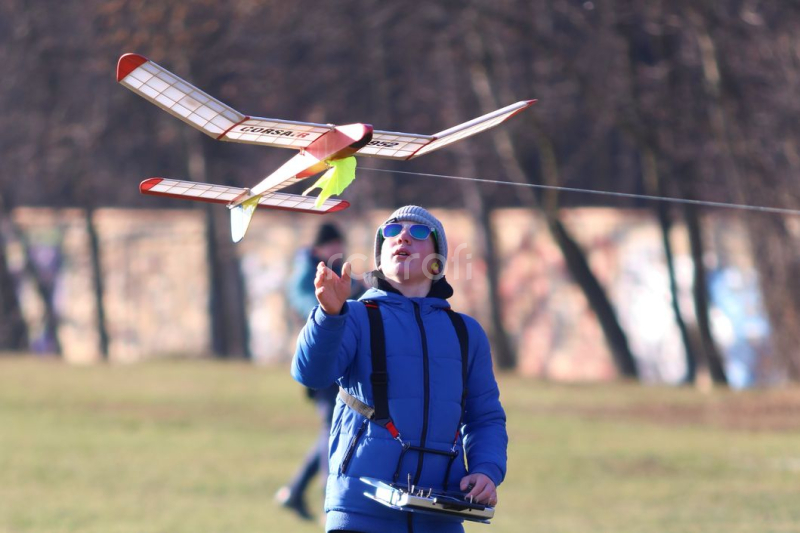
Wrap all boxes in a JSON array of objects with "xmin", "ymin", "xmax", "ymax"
[
  {"xmin": 444, "ymin": 309, "xmax": 469, "ymax": 435},
  {"xmin": 337, "ymin": 300, "xmax": 402, "ymax": 439},
  {"xmin": 363, "ymin": 300, "xmax": 390, "ymax": 424},
  {"xmin": 338, "ymin": 301, "xmax": 470, "ymax": 443}
]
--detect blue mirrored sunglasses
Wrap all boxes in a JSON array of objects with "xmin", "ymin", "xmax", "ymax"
[{"xmin": 381, "ymin": 223, "xmax": 434, "ymax": 241}]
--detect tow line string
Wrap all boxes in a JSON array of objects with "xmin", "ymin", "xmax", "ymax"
[{"xmin": 360, "ymin": 167, "xmax": 800, "ymax": 217}]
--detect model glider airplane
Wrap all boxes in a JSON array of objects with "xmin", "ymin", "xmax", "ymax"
[{"xmin": 117, "ymin": 53, "xmax": 535, "ymax": 242}]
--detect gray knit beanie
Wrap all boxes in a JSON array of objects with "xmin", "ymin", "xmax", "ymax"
[{"xmin": 374, "ymin": 205, "xmax": 448, "ymax": 277}]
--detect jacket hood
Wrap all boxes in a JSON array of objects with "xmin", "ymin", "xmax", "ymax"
[{"xmin": 360, "ymin": 270, "xmax": 453, "ymax": 309}]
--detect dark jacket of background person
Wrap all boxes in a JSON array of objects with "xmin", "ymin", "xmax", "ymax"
[
  {"xmin": 288, "ymin": 247, "xmax": 328, "ymax": 321},
  {"xmin": 277, "ymin": 224, "xmax": 358, "ymax": 520},
  {"xmin": 288, "ymin": 246, "xmax": 363, "ymax": 398}
]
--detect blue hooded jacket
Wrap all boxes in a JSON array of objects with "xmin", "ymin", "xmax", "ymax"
[{"xmin": 292, "ymin": 275, "xmax": 507, "ymax": 533}]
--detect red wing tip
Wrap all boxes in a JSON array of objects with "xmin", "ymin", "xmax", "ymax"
[
  {"xmin": 504, "ymin": 100, "xmax": 537, "ymax": 122},
  {"xmin": 117, "ymin": 53, "xmax": 148, "ymax": 82},
  {"xmin": 327, "ymin": 200, "xmax": 350, "ymax": 213},
  {"xmin": 139, "ymin": 178, "xmax": 163, "ymax": 192}
]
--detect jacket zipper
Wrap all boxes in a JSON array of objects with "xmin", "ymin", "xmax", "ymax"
[
  {"xmin": 412, "ymin": 301, "xmax": 430, "ymax": 485},
  {"xmin": 340, "ymin": 418, "xmax": 369, "ymax": 475}
]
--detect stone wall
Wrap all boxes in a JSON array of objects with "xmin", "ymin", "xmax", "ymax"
[{"xmin": 7, "ymin": 206, "xmax": 769, "ymax": 384}]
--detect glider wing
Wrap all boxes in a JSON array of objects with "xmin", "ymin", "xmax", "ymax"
[
  {"xmin": 221, "ymin": 117, "xmax": 331, "ymax": 149},
  {"xmin": 117, "ymin": 53, "xmax": 331, "ymax": 149},
  {"xmin": 139, "ymin": 178, "xmax": 350, "ymax": 214},
  {"xmin": 118, "ymin": 53, "xmax": 533, "ymax": 159},
  {"xmin": 358, "ymin": 100, "xmax": 536, "ymax": 160},
  {"xmin": 357, "ymin": 131, "xmax": 435, "ymax": 160}
]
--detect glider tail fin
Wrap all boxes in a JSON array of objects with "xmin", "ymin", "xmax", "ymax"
[{"xmin": 229, "ymin": 194, "xmax": 260, "ymax": 243}]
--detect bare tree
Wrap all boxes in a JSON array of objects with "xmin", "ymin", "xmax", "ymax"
[
  {"xmin": 459, "ymin": 4, "xmax": 639, "ymax": 378},
  {"xmin": 0, "ymin": 198, "xmax": 28, "ymax": 351}
]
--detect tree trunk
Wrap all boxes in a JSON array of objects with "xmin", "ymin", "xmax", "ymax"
[
  {"xmin": 15, "ymin": 225, "xmax": 63, "ymax": 355},
  {"xmin": 614, "ymin": 16, "xmax": 697, "ymax": 383},
  {"xmin": 0, "ymin": 206, "xmax": 28, "ymax": 351},
  {"xmin": 547, "ymin": 218, "xmax": 638, "ymax": 377},
  {"xmin": 684, "ymin": 202, "xmax": 727, "ymax": 385},
  {"xmin": 641, "ymin": 148, "xmax": 697, "ymax": 383},
  {"xmin": 204, "ymin": 205, "xmax": 250, "ymax": 359},
  {"xmin": 179, "ymin": 104, "xmax": 250, "ymax": 359},
  {"xmin": 85, "ymin": 207, "xmax": 109, "ymax": 360},
  {"xmin": 458, "ymin": 162, "xmax": 516, "ymax": 370},
  {"xmin": 746, "ymin": 216, "xmax": 800, "ymax": 381},
  {"xmin": 461, "ymin": 17, "xmax": 639, "ymax": 378},
  {"xmin": 472, "ymin": 197, "xmax": 515, "ymax": 370},
  {"xmin": 437, "ymin": 28, "xmax": 516, "ymax": 370},
  {"xmin": 166, "ymin": 49, "xmax": 251, "ymax": 360},
  {"xmin": 691, "ymin": 13, "xmax": 800, "ymax": 383}
]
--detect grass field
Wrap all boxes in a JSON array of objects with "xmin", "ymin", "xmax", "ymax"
[{"xmin": 2, "ymin": 357, "xmax": 800, "ymax": 533}]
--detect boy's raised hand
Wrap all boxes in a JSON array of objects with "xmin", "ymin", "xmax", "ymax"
[{"xmin": 314, "ymin": 261, "xmax": 352, "ymax": 316}]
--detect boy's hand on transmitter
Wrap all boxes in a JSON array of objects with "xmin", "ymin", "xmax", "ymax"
[{"xmin": 460, "ymin": 473, "xmax": 497, "ymax": 507}]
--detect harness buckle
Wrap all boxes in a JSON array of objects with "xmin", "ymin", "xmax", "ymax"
[
  {"xmin": 451, "ymin": 429, "xmax": 461, "ymax": 453},
  {"xmin": 375, "ymin": 418, "xmax": 403, "ymax": 444}
]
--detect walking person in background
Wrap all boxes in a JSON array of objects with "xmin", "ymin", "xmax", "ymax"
[
  {"xmin": 276, "ymin": 222, "xmax": 363, "ymax": 521},
  {"xmin": 293, "ymin": 206, "xmax": 507, "ymax": 533}
]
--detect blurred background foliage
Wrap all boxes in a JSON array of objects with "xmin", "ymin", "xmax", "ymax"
[{"xmin": 3, "ymin": 0, "xmax": 800, "ymax": 388}]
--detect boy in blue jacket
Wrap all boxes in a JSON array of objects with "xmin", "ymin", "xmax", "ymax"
[{"xmin": 293, "ymin": 206, "xmax": 507, "ymax": 533}]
